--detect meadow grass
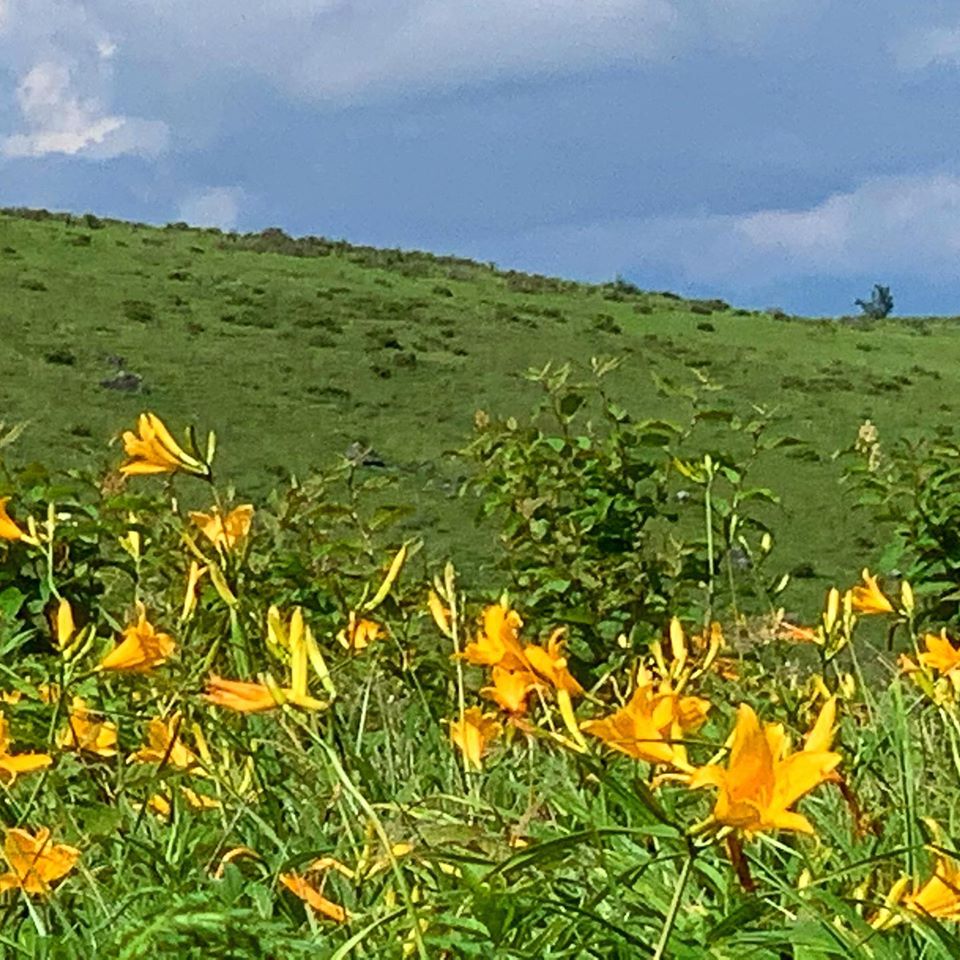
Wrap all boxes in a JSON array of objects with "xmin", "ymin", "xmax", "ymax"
[{"xmin": 4, "ymin": 207, "xmax": 960, "ymax": 610}]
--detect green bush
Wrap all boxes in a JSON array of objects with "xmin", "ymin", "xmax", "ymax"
[{"xmin": 461, "ymin": 360, "xmax": 790, "ymax": 666}]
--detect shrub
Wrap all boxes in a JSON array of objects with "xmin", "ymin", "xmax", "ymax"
[
  {"xmin": 592, "ymin": 313, "xmax": 622, "ymax": 335},
  {"xmin": 609, "ymin": 274, "xmax": 643, "ymax": 296},
  {"xmin": 461, "ymin": 360, "xmax": 790, "ymax": 663},
  {"xmin": 846, "ymin": 426, "xmax": 960, "ymax": 624},
  {"xmin": 122, "ymin": 299, "xmax": 157, "ymax": 324},
  {"xmin": 44, "ymin": 348, "xmax": 76, "ymax": 366}
]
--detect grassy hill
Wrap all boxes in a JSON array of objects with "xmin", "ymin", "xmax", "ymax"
[{"xmin": 1, "ymin": 205, "xmax": 957, "ymax": 606}]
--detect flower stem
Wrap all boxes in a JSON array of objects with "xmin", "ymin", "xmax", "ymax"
[{"xmin": 653, "ymin": 846, "xmax": 694, "ymax": 960}]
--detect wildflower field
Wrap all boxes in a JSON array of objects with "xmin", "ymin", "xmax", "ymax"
[
  {"xmin": 9, "ymin": 211, "xmax": 960, "ymax": 957},
  {"xmin": 3, "ymin": 362, "xmax": 960, "ymax": 959}
]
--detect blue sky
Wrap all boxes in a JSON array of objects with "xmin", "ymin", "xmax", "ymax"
[{"xmin": 3, "ymin": 1, "xmax": 960, "ymax": 315}]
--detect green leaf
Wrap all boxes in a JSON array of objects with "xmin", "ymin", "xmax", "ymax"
[
  {"xmin": 559, "ymin": 393, "xmax": 585, "ymax": 418},
  {"xmin": 0, "ymin": 586, "xmax": 26, "ymax": 619}
]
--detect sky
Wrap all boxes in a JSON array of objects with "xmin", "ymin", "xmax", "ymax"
[{"xmin": 3, "ymin": 2, "xmax": 960, "ymax": 315}]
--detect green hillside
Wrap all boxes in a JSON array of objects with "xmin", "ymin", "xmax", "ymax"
[{"xmin": 1, "ymin": 206, "xmax": 956, "ymax": 602}]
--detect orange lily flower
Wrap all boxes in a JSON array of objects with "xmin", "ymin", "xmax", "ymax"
[
  {"xmin": 918, "ymin": 632, "xmax": 960, "ymax": 676},
  {"xmin": 120, "ymin": 412, "xmax": 209, "ymax": 477},
  {"xmin": 205, "ymin": 673, "xmax": 325, "ymax": 713},
  {"xmin": 902, "ymin": 856, "xmax": 960, "ymax": 920},
  {"xmin": 779, "ymin": 622, "xmax": 820, "ymax": 644},
  {"xmin": 99, "ymin": 604, "xmax": 175, "ymax": 672},
  {"xmin": 205, "ymin": 675, "xmax": 281, "ymax": 713},
  {"xmin": 582, "ymin": 671, "xmax": 710, "ymax": 769},
  {"xmin": 146, "ymin": 787, "xmax": 220, "ymax": 818},
  {"xmin": 279, "ymin": 871, "xmax": 348, "ymax": 923},
  {"xmin": 188, "ymin": 504, "xmax": 254, "ymax": 552},
  {"xmin": 37, "ymin": 683, "xmax": 60, "ymax": 705},
  {"xmin": 337, "ymin": 612, "xmax": 382, "ymax": 652},
  {"xmin": 481, "ymin": 666, "xmax": 542, "ymax": 715},
  {"xmin": 0, "ymin": 498, "xmax": 24, "ymax": 541},
  {"xmin": 0, "ymin": 828, "xmax": 79, "ymax": 897},
  {"xmin": 850, "ymin": 568, "xmax": 895, "ymax": 614},
  {"xmin": 461, "ymin": 602, "xmax": 528, "ymax": 670},
  {"xmin": 56, "ymin": 697, "xmax": 117, "ymax": 757},
  {"xmin": 0, "ymin": 712, "xmax": 52, "ymax": 783},
  {"xmin": 688, "ymin": 698, "xmax": 841, "ymax": 837},
  {"xmin": 449, "ymin": 707, "xmax": 502, "ymax": 771},
  {"xmin": 130, "ymin": 715, "xmax": 199, "ymax": 770},
  {"xmin": 524, "ymin": 628, "xmax": 583, "ymax": 696}
]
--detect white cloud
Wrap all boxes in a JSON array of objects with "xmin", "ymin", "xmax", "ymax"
[
  {"xmin": 0, "ymin": 2, "xmax": 167, "ymax": 159},
  {"xmin": 90, "ymin": 0, "xmax": 816, "ymax": 105},
  {"xmin": 177, "ymin": 187, "xmax": 245, "ymax": 230},
  {"xmin": 1, "ymin": 60, "xmax": 167, "ymax": 158},
  {"xmin": 0, "ymin": 0, "xmax": 829, "ymax": 152},
  {"xmin": 291, "ymin": 0, "xmax": 680, "ymax": 100},
  {"xmin": 494, "ymin": 174, "xmax": 960, "ymax": 287},
  {"xmin": 894, "ymin": 24, "xmax": 960, "ymax": 70}
]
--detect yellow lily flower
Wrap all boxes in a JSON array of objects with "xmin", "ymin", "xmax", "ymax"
[
  {"xmin": 461, "ymin": 602, "xmax": 529, "ymax": 670},
  {"xmin": 120, "ymin": 412, "xmax": 209, "ymax": 478},
  {"xmin": 279, "ymin": 871, "xmax": 348, "ymax": 923},
  {"xmin": 904, "ymin": 856, "xmax": 960, "ymax": 920},
  {"xmin": 0, "ymin": 828, "xmax": 79, "ymax": 897},
  {"xmin": 582, "ymin": 670, "xmax": 710, "ymax": 769},
  {"xmin": 337, "ymin": 612, "xmax": 382, "ymax": 652},
  {"xmin": 99, "ymin": 604, "xmax": 175, "ymax": 672},
  {"xmin": 850, "ymin": 568, "xmax": 895, "ymax": 615},
  {"xmin": 205, "ymin": 675, "xmax": 283, "ymax": 713},
  {"xmin": 874, "ymin": 854, "xmax": 960, "ymax": 929},
  {"xmin": 0, "ymin": 712, "xmax": 52, "ymax": 783},
  {"xmin": 918, "ymin": 632, "xmax": 960, "ymax": 676},
  {"xmin": 524, "ymin": 628, "xmax": 583, "ymax": 696},
  {"xmin": 688, "ymin": 698, "xmax": 841, "ymax": 837},
  {"xmin": 37, "ymin": 683, "xmax": 60, "ymax": 705},
  {"xmin": 449, "ymin": 707, "xmax": 502, "ymax": 771},
  {"xmin": 188, "ymin": 504, "xmax": 254, "ymax": 552},
  {"xmin": 480, "ymin": 666, "xmax": 542, "ymax": 715},
  {"xmin": 0, "ymin": 497, "xmax": 26, "ymax": 541},
  {"xmin": 56, "ymin": 697, "xmax": 118, "ymax": 757},
  {"xmin": 146, "ymin": 787, "xmax": 220, "ymax": 818},
  {"xmin": 130, "ymin": 715, "xmax": 199, "ymax": 770}
]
